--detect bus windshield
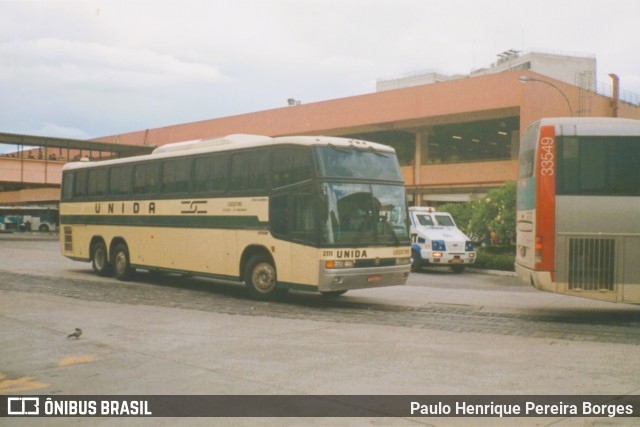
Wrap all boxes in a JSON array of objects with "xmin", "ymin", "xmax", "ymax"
[
  {"xmin": 321, "ymin": 183, "xmax": 409, "ymax": 245},
  {"xmin": 315, "ymin": 146, "xmax": 403, "ymax": 181}
]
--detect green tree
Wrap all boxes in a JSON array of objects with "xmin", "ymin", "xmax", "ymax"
[
  {"xmin": 438, "ymin": 200, "xmax": 474, "ymax": 235},
  {"xmin": 438, "ymin": 181, "xmax": 516, "ymax": 244},
  {"xmin": 469, "ymin": 181, "xmax": 516, "ymax": 243}
]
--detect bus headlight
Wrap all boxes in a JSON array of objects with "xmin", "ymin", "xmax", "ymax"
[{"xmin": 325, "ymin": 260, "xmax": 355, "ymax": 269}]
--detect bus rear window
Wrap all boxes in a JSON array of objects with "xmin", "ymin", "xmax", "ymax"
[{"xmin": 557, "ymin": 136, "xmax": 640, "ymax": 196}]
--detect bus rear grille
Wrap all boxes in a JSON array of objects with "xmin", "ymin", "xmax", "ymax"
[
  {"xmin": 64, "ymin": 226, "xmax": 73, "ymax": 252},
  {"xmin": 568, "ymin": 238, "xmax": 615, "ymax": 291}
]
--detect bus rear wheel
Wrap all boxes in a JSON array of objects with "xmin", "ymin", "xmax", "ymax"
[
  {"xmin": 244, "ymin": 255, "xmax": 286, "ymax": 300},
  {"xmin": 92, "ymin": 240, "xmax": 112, "ymax": 277},
  {"xmin": 113, "ymin": 243, "xmax": 134, "ymax": 281}
]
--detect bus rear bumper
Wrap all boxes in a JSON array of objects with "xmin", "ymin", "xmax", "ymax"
[
  {"xmin": 515, "ymin": 263, "xmax": 554, "ymax": 292},
  {"xmin": 318, "ymin": 264, "xmax": 410, "ymax": 292}
]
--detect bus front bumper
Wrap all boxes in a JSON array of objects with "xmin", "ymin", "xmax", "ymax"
[
  {"xmin": 318, "ymin": 263, "xmax": 411, "ymax": 292},
  {"xmin": 419, "ymin": 249, "xmax": 476, "ymax": 265}
]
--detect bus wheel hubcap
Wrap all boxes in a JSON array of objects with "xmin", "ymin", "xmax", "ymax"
[
  {"xmin": 95, "ymin": 249, "xmax": 105, "ymax": 269},
  {"xmin": 252, "ymin": 263, "xmax": 275, "ymax": 292},
  {"xmin": 116, "ymin": 253, "xmax": 126, "ymax": 273}
]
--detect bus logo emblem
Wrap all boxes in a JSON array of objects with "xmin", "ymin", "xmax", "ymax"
[{"xmin": 181, "ymin": 200, "xmax": 208, "ymax": 214}]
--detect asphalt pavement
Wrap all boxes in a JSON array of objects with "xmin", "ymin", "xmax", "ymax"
[{"xmin": 1, "ymin": 236, "xmax": 640, "ymax": 426}]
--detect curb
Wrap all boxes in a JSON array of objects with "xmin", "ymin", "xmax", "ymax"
[
  {"xmin": 467, "ymin": 267, "xmax": 517, "ymax": 277},
  {"xmin": 0, "ymin": 232, "xmax": 59, "ymax": 241}
]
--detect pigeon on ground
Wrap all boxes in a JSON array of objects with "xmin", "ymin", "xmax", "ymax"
[{"xmin": 67, "ymin": 328, "xmax": 82, "ymax": 339}]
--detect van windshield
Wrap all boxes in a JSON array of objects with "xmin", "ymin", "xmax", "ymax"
[
  {"xmin": 435, "ymin": 215, "xmax": 455, "ymax": 226},
  {"xmin": 416, "ymin": 214, "xmax": 434, "ymax": 226}
]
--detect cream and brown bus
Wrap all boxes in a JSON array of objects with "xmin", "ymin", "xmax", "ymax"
[{"xmin": 60, "ymin": 134, "xmax": 411, "ymax": 300}]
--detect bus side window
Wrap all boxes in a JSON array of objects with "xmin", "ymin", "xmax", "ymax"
[
  {"xmin": 88, "ymin": 168, "xmax": 107, "ymax": 197},
  {"xmin": 110, "ymin": 166, "xmax": 132, "ymax": 196},
  {"xmin": 210, "ymin": 156, "xmax": 227, "ymax": 192},
  {"xmin": 269, "ymin": 194, "xmax": 288, "ymax": 237},
  {"xmin": 134, "ymin": 163, "xmax": 160, "ymax": 195},
  {"xmin": 162, "ymin": 158, "xmax": 190, "ymax": 194},
  {"xmin": 272, "ymin": 147, "xmax": 313, "ymax": 188},
  {"xmin": 291, "ymin": 193, "xmax": 315, "ymax": 243},
  {"xmin": 74, "ymin": 170, "xmax": 88, "ymax": 197},
  {"xmin": 230, "ymin": 150, "xmax": 269, "ymax": 192},
  {"xmin": 194, "ymin": 155, "xmax": 226, "ymax": 194},
  {"xmin": 62, "ymin": 172, "xmax": 75, "ymax": 200}
]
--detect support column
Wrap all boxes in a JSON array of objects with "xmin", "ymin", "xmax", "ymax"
[
  {"xmin": 510, "ymin": 129, "xmax": 519, "ymax": 160},
  {"xmin": 414, "ymin": 133, "xmax": 422, "ymax": 184},
  {"xmin": 413, "ymin": 131, "xmax": 431, "ymax": 207},
  {"xmin": 414, "ymin": 132, "xmax": 423, "ymax": 206}
]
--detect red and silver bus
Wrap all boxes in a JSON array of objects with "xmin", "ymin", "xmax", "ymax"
[{"xmin": 516, "ymin": 117, "xmax": 640, "ymax": 303}]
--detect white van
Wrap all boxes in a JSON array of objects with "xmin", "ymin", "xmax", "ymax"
[{"xmin": 409, "ymin": 206, "xmax": 476, "ymax": 273}]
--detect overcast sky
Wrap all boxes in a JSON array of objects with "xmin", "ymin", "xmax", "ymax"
[{"xmin": 1, "ymin": 0, "xmax": 640, "ymax": 143}]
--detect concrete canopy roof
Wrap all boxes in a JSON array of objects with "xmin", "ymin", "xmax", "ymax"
[{"xmin": 0, "ymin": 132, "xmax": 154, "ymax": 157}]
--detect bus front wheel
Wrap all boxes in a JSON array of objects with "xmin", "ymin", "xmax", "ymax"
[
  {"xmin": 244, "ymin": 255, "xmax": 286, "ymax": 300},
  {"xmin": 92, "ymin": 240, "xmax": 112, "ymax": 277},
  {"xmin": 113, "ymin": 243, "xmax": 134, "ymax": 281}
]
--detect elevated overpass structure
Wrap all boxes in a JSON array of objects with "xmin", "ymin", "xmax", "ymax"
[{"xmin": 0, "ymin": 133, "xmax": 154, "ymax": 205}]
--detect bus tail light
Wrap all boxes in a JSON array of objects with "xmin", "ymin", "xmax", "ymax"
[{"xmin": 535, "ymin": 235, "xmax": 543, "ymax": 263}]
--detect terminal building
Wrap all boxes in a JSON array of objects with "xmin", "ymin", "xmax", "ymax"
[{"xmin": 2, "ymin": 49, "xmax": 640, "ymax": 207}]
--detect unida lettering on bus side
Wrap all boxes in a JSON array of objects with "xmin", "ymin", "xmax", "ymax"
[{"xmin": 94, "ymin": 202, "xmax": 156, "ymax": 215}]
